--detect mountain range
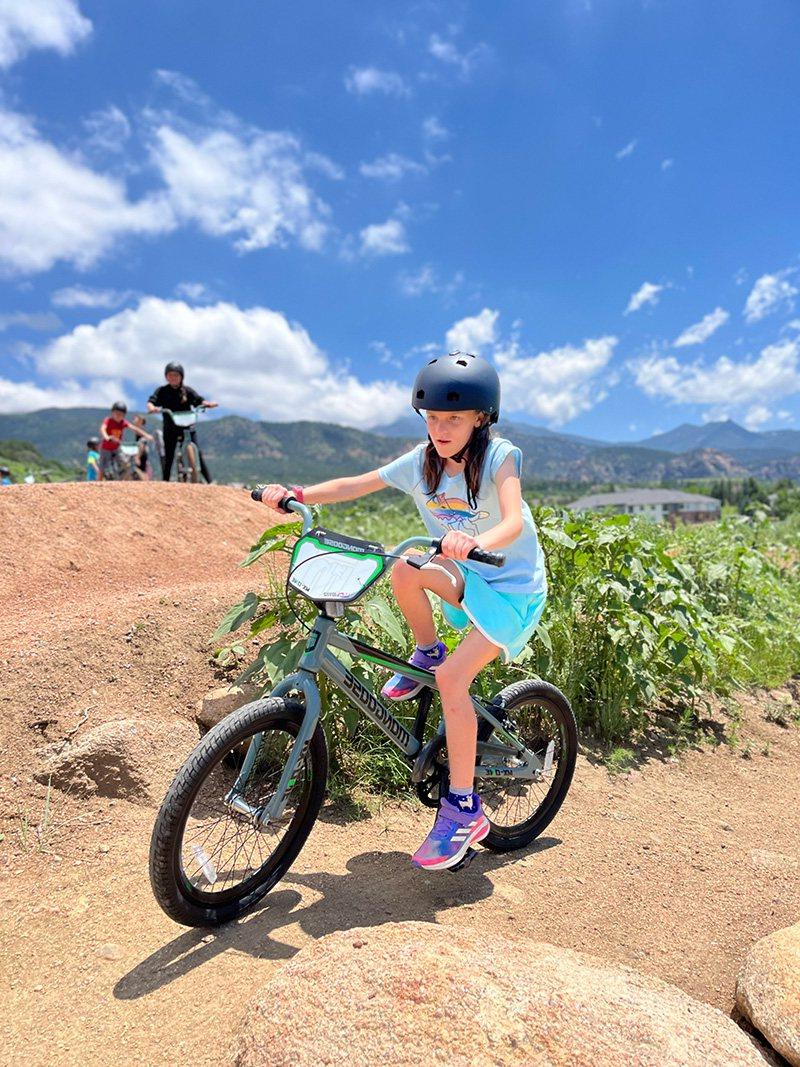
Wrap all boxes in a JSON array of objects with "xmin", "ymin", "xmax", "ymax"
[{"xmin": 1, "ymin": 408, "xmax": 798, "ymax": 487}]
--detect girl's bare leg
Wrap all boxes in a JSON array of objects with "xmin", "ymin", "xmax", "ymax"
[
  {"xmin": 435, "ymin": 628, "xmax": 501, "ymax": 791},
  {"xmin": 390, "ymin": 556, "xmax": 464, "ymax": 646}
]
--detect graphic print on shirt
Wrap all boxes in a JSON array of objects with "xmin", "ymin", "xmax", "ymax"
[{"xmin": 425, "ymin": 493, "xmax": 490, "ymax": 537}]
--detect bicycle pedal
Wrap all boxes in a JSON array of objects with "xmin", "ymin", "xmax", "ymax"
[{"xmin": 448, "ymin": 847, "xmax": 477, "ymax": 873}]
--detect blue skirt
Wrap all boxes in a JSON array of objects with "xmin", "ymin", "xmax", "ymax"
[{"xmin": 441, "ymin": 564, "xmax": 547, "ymax": 663}]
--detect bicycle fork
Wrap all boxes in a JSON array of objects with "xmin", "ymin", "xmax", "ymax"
[{"xmin": 225, "ymin": 671, "xmax": 322, "ymax": 826}]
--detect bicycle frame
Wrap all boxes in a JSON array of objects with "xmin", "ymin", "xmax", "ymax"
[{"xmin": 227, "ymin": 505, "xmax": 552, "ymax": 826}]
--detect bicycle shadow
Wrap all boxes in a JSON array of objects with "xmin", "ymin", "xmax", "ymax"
[{"xmin": 114, "ymin": 836, "xmax": 559, "ymax": 1001}]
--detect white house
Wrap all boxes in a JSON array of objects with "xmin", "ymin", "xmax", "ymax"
[{"xmin": 567, "ymin": 488, "xmax": 720, "ymax": 524}]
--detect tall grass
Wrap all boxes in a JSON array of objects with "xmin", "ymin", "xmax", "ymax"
[{"xmin": 213, "ymin": 497, "xmax": 800, "ymax": 792}]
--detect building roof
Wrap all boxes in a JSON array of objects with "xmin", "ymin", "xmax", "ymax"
[{"xmin": 568, "ymin": 488, "xmax": 721, "ymax": 509}]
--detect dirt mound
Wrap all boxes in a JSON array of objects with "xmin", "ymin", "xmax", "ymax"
[
  {"xmin": 737, "ymin": 922, "xmax": 800, "ymax": 1066},
  {"xmin": 236, "ymin": 921, "xmax": 767, "ymax": 1067},
  {"xmin": 35, "ymin": 718, "xmax": 200, "ymax": 805},
  {"xmin": 0, "ymin": 482, "xmax": 274, "ymax": 634}
]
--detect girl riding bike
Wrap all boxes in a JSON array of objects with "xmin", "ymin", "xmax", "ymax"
[{"xmin": 258, "ymin": 352, "xmax": 547, "ymax": 871}]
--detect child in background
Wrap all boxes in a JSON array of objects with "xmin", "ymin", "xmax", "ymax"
[
  {"xmin": 132, "ymin": 416, "xmax": 151, "ymax": 480},
  {"xmin": 86, "ymin": 438, "xmax": 100, "ymax": 482},
  {"xmin": 98, "ymin": 402, "xmax": 152, "ymax": 479},
  {"xmin": 0, "ymin": 465, "xmax": 12, "ymax": 486}
]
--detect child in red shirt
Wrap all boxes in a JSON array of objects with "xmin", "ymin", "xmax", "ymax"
[{"xmin": 98, "ymin": 402, "xmax": 152, "ymax": 479}]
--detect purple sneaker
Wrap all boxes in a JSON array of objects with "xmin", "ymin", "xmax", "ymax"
[
  {"xmin": 412, "ymin": 796, "xmax": 490, "ymax": 870},
  {"xmin": 380, "ymin": 642, "xmax": 446, "ymax": 702}
]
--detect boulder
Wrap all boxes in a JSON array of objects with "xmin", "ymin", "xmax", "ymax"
[
  {"xmin": 196, "ymin": 684, "xmax": 259, "ymax": 731},
  {"xmin": 737, "ymin": 922, "xmax": 800, "ymax": 1066},
  {"xmin": 36, "ymin": 717, "xmax": 199, "ymax": 805},
  {"xmin": 235, "ymin": 921, "xmax": 766, "ymax": 1067}
]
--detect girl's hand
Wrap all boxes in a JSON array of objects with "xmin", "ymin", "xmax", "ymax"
[
  {"xmin": 259, "ymin": 483, "xmax": 290, "ymax": 510},
  {"xmin": 440, "ymin": 531, "xmax": 479, "ymax": 561}
]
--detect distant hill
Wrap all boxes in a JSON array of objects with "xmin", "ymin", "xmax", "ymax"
[
  {"xmin": 0, "ymin": 408, "xmax": 797, "ymax": 486},
  {"xmin": 634, "ymin": 418, "xmax": 800, "ymax": 456},
  {"xmin": 0, "ymin": 438, "xmax": 77, "ymax": 483}
]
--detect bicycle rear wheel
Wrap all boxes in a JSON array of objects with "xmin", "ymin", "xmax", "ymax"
[
  {"xmin": 477, "ymin": 679, "xmax": 577, "ymax": 852},
  {"xmin": 149, "ymin": 698, "xmax": 327, "ymax": 926}
]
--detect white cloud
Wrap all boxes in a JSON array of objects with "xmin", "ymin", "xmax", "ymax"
[
  {"xmin": 344, "ymin": 66, "xmax": 409, "ymax": 97},
  {"xmin": 82, "ymin": 105, "xmax": 131, "ymax": 154},
  {"xmin": 0, "ymin": 0, "xmax": 91, "ymax": 68},
  {"xmin": 445, "ymin": 309, "xmax": 498, "ymax": 354},
  {"xmin": 743, "ymin": 269, "xmax": 798, "ymax": 323},
  {"xmin": 624, "ymin": 281, "xmax": 663, "ymax": 315},
  {"xmin": 359, "ymin": 218, "xmax": 409, "ymax": 256},
  {"xmin": 33, "ymin": 298, "xmax": 409, "ymax": 428},
  {"xmin": 629, "ymin": 339, "xmax": 800, "ymax": 411},
  {"xmin": 615, "ymin": 139, "xmax": 637, "ymax": 160},
  {"xmin": 0, "ymin": 310, "xmax": 61, "ymax": 331},
  {"xmin": 398, "ymin": 264, "xmax": 463, "ymax": 299},
  {"xmin": 428, "ymin": 34, "xmax": 488, "ymax": 78},
  {"xmin": 0, "ymin": 107, "xmax": 173, "ymax": 275},
  {"xmin": 0, "ymin": 376, "xmax": 124, "ymax": 414},
  {"xmin": 743, "ymin": 404, "xmax": 773, "ymax": 430},
  {"xmin": 51, "ymin": 285, "xmax": 133, "ymax": 308},
  {"xmin": 661, "ymin": 158, "xmax": 674, "ymax": 171},
  {"xmin": 673, "ymin": 307, "xmax": 729, "ymax": 348},
  {"xmin": 422, "ymin": 116, "xmax": 449, "ymax": 141},
  {"xmin": 359, "ymin": 153, "xmax": 426, "ymax": 181},
  {"xmin": 173, "ymin": 281, "xmax": 215, "ymax": 303},
  {"xmin": 149, "ymin": 122, "xmax": 330, "ymax": 253},
  {"xmin": 495, "ymin": 336, "xmax": 618, "ymax": 425}
]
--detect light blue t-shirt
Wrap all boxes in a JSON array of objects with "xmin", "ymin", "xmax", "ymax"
[{"xmin": 378, "ymin": 437, "xmax": 547, "ymax": 596}]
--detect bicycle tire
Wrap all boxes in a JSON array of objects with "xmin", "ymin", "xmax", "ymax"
[
  {"xmin": 184, "ymin": 441, "xmax": 200, "ymax": 483},
  {"xmin": 149, "ymin": 698, "xmax": 327, "ymax": 927},
  {"xmin": 478, "ymin": 679, "xmax": 577, "ymax": 852}
]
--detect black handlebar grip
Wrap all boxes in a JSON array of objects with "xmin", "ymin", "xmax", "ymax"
[
  {"xmin": 467, "ymin": 547, "xmax": 506, "ymax": 567},
  {"xmin": 251, "ymin": 487, "xmax": 264, "ymax": 502}
]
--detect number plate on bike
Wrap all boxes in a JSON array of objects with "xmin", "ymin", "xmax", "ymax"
[{"xmin": 288, "ymin": 528, "xmax": 387, "ymax": 603}]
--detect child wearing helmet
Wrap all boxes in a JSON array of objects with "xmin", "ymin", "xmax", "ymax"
[
  {"xmin": 98, "ymin": 402, "xmax": 153, "ymax": 479},
  {"xmin": 257, "ymin": 352, "xmax": 547, "ymax": 872},
  {"xmin": 85, "ymin": 438, "xmax": 101, "ymax": 482},
  {"xmin": 147, "ymin": 363, "xmax": 218, "ymax": 482}
]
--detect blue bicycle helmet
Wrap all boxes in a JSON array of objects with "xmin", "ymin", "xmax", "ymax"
[{"xmin": 411, "ymin": 352, "xmax": 500, "ymax": 424}]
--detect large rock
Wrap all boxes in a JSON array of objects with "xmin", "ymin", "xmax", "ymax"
[
  {"xmin": 236, "ymin": 921, "xmax": 766, "ymax": 1067},
  {"xmin": 737, "ymin": 922, "xmax": 800, "ymax": 1066},
  {"xmin": 196, "ymin": 684, "xmax": 259, "ymax": 730},
  {"xmin": 36, "ymin": 717, "xmax": 198, "ymax": 805}
]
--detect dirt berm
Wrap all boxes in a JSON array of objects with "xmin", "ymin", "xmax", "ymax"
[{"xmin": 0, "ymin": 482, "xmax": 798, "ymax": 1066}]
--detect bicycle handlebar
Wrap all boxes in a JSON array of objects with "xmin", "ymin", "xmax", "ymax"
[{"xmin": 250, "ymin": 488, "xmax": 505, "ymax": 567}]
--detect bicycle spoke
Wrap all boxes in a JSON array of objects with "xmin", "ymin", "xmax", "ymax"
[{"xmin": 178, "ymin": 724, "xmax": 309, "ymax": 898}]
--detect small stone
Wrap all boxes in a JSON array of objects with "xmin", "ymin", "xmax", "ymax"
[
  {"xmin": 33, "ymin": 985, "xmax": 43, "ymax": 992},
  {"xmin": 95, "ymin": 943, "xmax": 124, "ymax": 961},
  {"xmin": 98, "ymin": 844, "xmax": 109, "ymax": 854}
]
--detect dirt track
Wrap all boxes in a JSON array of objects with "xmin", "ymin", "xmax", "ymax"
[{"xmin": 1, "ymin": 483, "xmax": 799, "ymax": 1066}]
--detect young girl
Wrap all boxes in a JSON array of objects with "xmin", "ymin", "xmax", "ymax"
[{"xmin": 258, "ymin": 352, "xmax": 547, "ymax": 871}]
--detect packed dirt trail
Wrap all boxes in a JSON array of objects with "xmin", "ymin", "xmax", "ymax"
[{"xmin": 1, "ymin": 483, "xmax": 798, "ymax": 1066}]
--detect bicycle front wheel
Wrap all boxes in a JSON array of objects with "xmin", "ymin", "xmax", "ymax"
[
  {"xmin": 149, "ymin": 698, "xmax": 328, "ymax": 927},
  {"xmin": 478, "ymin": 679, "xmax": 577, "ymax": 852},
  {"xmin": 184, "ymin": 441, "xmax": 200, "ymax": 483}
]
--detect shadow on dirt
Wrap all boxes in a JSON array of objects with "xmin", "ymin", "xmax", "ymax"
[{"xmin": 114, "ymin": 836, "xmax": 560, "ymax": 1000}]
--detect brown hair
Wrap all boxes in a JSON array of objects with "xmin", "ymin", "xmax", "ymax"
[{"xmin": 422, "ymin": 418, "xmax": 491, "ymax": 509}]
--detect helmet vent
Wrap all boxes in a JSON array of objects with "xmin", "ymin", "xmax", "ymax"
[
  {"xmin": 428, "ymin": 358, "xmax": 437, "ymax": 364},
  {"xmin": 456, "ymin": 359, "xmax": 468, "ymax": 367},
  {"xmin": 446, "ymin": 390, "xmax": 460, "ymax": 402},
  {"xmin": 415, "ymin": 389, "xmax": 425, "ymax": 399}
]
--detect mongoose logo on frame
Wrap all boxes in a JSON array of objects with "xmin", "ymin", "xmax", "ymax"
[{"xmin": 341, "ymin": 670, "xmax": 411, "ymax": 747}]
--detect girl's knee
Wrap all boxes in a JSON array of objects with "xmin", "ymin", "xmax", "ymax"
[
  {"xmin": 392, "ymin": 557, "xmax": 419, "ymax": 589},
  {"xmin": 436, "ymin": 659, "xmax": 468, "ymax": 697}
]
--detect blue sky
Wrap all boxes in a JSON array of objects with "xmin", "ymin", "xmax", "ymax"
[{"xmin": 1, "ymin": 0, "xmax": 799, "ymax": 440}]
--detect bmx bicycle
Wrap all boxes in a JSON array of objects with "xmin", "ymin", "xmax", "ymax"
[
  {"xmin": 160, "ymin": 407, "xmax": 205, "ymax": 483},
  {"xmin": 150, "ymin": 494, "xmax": 578, "ymax": 927}
]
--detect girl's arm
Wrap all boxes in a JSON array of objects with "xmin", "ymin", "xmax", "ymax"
[
  {"xmin": 129, "ymin": 423, "xmax": 154, "ymax": 441},
  {"xmin": 259, "ymin": 470, "xmax": 386, "ymax": 509},
  {"xmin": 441, "ymin": 455, "xmax": 524, "ymax": 559},
  {"xmin": 99, "ymin": 420, "xmax": 110, "ymax": 442}
]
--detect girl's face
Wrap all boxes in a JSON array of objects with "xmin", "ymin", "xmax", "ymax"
[
  {"xmin": 425, "ymin": 410, "xmax": 484, "ymax": 459},
  {"xmin": 166, "ymin": 371, "xmax": 182, "ymax": 387}
]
